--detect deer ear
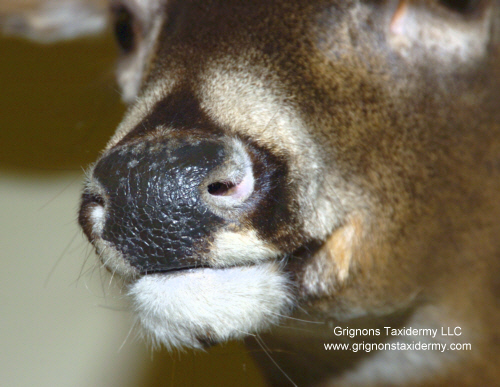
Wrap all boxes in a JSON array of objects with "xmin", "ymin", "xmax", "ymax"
[
  {"xmin": 0, "ymin": 0, "xmax": 108, "ymax": 43},
  {"xmin": 388, "ymin": 0, "xmax": 494, "ymax": 65}
]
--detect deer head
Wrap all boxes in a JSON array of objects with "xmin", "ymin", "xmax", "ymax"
[{"xmin": 4, "ymin": 0, "xmax": 499, "ymax": 385}]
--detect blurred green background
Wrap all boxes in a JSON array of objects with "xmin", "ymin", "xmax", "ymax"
[{"xmin": 0, "ymin": 31, "xmax": 266, "ymax": 387}]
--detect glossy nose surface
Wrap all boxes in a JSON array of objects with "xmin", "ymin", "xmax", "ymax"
[{"xmin": 91, "ymin": 139, "xmax": 226, "ymax": 274}]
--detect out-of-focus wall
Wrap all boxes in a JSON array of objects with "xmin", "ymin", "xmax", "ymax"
[{"xmin": 0, "ymin": 33, "xmax": 266, "ymax": 387}]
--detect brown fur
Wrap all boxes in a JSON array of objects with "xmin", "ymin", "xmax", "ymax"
[
  {"xmin": 111, "ymin": 1, "xmax": 500, "ymax": 384},
  {"xmin": 5, "ymin": 0, "xmax": 500, "ymax": 385}
]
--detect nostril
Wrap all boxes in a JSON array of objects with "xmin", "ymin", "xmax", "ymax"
[
  {"xmin": 203, "ymin": 139, "xmax": 255, "ymax": 208},
  {"xmin": 84, "ymin": 192, "xmax": 105, "ymax": 207},
  {"xmin": 205, "ymin": 163, "xmax": 254, "ymax": 206},
  {"xmin": 208, "ymin": 181, "xmax": 237, "ymax": 196},
  {"xmin": 79, "ymin": 190, "xmax": 107, "ymax": 241}
]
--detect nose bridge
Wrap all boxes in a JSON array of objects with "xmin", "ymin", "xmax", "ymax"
[{"xmin": 92, "ymin": 138, "xmax": 226, "ymax": 273}]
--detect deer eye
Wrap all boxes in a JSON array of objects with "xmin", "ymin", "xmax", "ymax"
[
  {"xmin": 111, "ymin": 4, "xmax": 136, "ymax": 53},
  {"xmin": 438, "ymin": 0, "xmax": 479, "ymax": 14}
]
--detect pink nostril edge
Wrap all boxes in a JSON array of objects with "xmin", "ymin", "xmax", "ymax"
[{"xmin": 207, "ymin": 165, "xmax": 254, "ymax": 202}]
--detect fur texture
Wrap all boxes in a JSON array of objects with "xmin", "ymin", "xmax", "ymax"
[
  {"xmin": 6, "ymin": 0, "xmax": 499, "ymax": 385},
  {"xmin": 129, "ymin": 262, "xmax": 293, "ymax": 350}
]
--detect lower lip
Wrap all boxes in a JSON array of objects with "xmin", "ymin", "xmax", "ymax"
[{"xmin": 139, "ymin": 265, "xmax": 211, "ymax": 276}]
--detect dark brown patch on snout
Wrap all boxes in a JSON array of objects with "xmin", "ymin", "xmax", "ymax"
[{"xmin": 117, "ymin": 88, "xmax": 223, "ymax": 146}]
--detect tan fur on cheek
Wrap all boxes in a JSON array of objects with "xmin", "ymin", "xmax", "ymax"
[
  {"xmin": 329, "ymin": 213, "xmax": 364, "ymax": 282},
  {"xmin": 300, "ymin": 213, "xmax": 365, "ymax": 297}
]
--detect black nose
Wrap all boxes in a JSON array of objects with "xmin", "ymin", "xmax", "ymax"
[{"xmin": 86, "ymin": 139, "xmax": 228, "ymax": 274}]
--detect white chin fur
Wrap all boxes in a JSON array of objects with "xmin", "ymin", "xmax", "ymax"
[{"xmin": 128, "ymin": 262, "xmax": 293, "ymax": 350}]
